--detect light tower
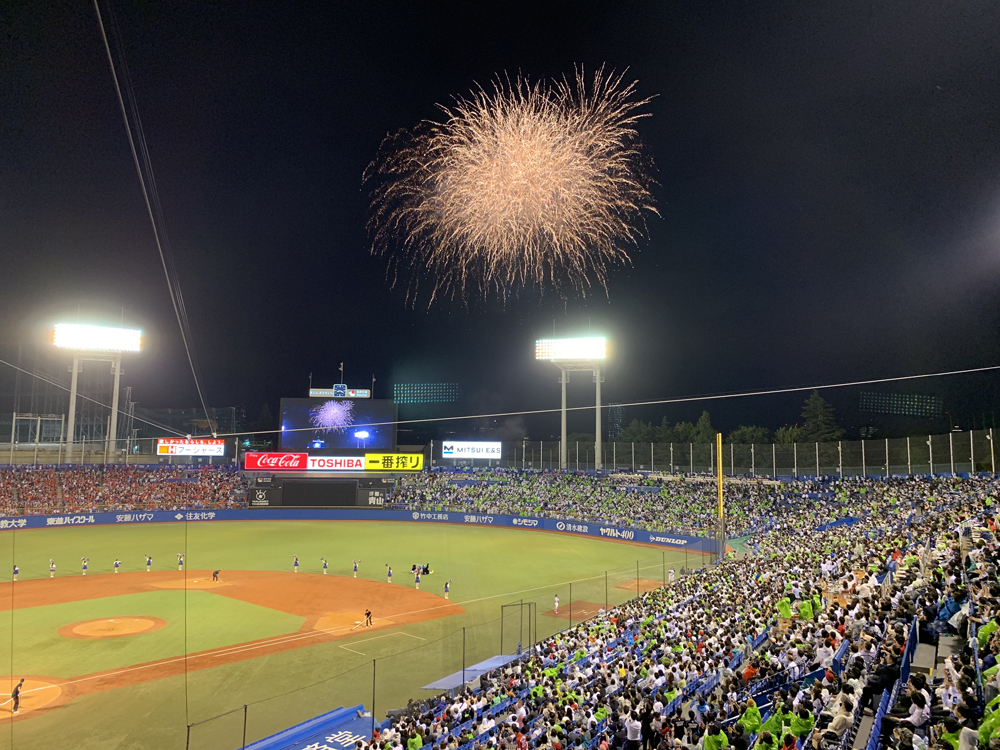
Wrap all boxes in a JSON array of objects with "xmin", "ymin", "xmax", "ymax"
[
  {"xmin": 534, "ymin": 337, "xmax": 607, "ymax": 470},
  {"xmin": 54, "ymin": 324, "xmax": 142, "ymax": 463}
]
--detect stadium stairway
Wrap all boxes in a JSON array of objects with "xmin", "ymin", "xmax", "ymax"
[
  {"xmin": 935, "ymin": 635, "xmax": 961, "ymax": 679},
  {"xmin": 851, "ymin": 715, "xmax": 875, "ymax": 750},
  {"xmin": 911, "ymin": 642, "xmax": 937, "ymax": 677}
]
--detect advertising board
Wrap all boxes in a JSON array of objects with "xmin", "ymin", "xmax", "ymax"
[
  {"xmin": 156, "ymin": 438, "xmax": 226, "ymax": 457},
  {"xmin": 441, "ymin": 441, "xmax": 501, "ymax": 459},
  {"xmin": 244, "ymin": 453, "xmax": 420, "ymax": 472},
  {"xmin": 364, "ymin": 453, "xmax": 423, "ymax": 471},
  {"xmin": 0, "ymin": 509, "xmax": 718, "ymax": 553},
  {"xmin": 244, "ymin": 453, "xmax": 366, "ymax": 472}
]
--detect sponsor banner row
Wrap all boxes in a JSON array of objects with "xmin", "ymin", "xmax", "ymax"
[
  {"xmin": 244, "ymin": 453, "xmax": 423, "ymax": 472},
  {"xmin": 0, "ymin": 509, "xmax": 718, "ymax": 551}
]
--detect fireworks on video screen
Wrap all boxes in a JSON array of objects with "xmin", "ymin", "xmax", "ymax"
[
  {"xmin": 309, "ymin": 400, "xmax": 355, "ymax": 433},
  {"xmin": 365, "ymin": 66, "xmax": 658, "ymax": 305}
]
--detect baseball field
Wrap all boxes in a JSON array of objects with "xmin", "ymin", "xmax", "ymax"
[{"xmin": 0, "ymin": 519, "xmax": 703, "ymax": 750}]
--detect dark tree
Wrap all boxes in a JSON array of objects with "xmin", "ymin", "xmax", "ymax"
[
  {"xmin": 728, "ymin": 425, "xmax": 774, "ymax": 444},
  {"xmin": 693, "ymin": 411, "xmax": 715, "ymax": 443},
  {"xmin": 253, "ymin": 403, "xmax": 275, "ymax": 433},
  {"xmin": 800, "ymin": 391, "xmax": 844, "ymax": 442}
]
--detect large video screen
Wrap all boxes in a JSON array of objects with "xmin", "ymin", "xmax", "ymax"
[{"xmin": 279, "ymin": 398, "xmax": 397, "ymax": 451}]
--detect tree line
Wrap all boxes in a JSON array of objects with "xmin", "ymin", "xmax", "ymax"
[{"xmin": 614, "ymin": 390, "xmax": 845, "ymax": 445}]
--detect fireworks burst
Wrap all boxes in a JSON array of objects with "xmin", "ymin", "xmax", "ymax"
[
  {"xmin": 365, "ymin": 67, "xmax": 658, "ymax": 305},
  {"xmin": 309, "ymin": 400, "xmax": 355, "ymax": 434}
]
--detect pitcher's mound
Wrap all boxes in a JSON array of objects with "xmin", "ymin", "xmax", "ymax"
[
  {"xmin": 149, "ymin": 579, "xmax": 231, "ymax": 589},
  {"xmin": 541, "ymin": 601, "xmax": 604, "ymax": 620},
  {"xmin": 59, "ymin": 617, "xmax": 167, "ymax": 639},
  {"xmin": 0, "ymin": 677, "xmax": 63, "ymax": 717}
]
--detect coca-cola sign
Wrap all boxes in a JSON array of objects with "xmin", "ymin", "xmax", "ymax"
[{"xmin": 244, "ymin": 452, "xmax": 309, "ymax": 471}]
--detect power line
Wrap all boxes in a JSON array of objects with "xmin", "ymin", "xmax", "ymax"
[
  {"xmin": 93, "ymin": 0, "xmax": 215, "ymax": 435},
  {"xmin": 0, "ymin": 357, "xmax": 188, "ymax": 438},
  {"xmin": 219, "ymin": 363, "xmax": 1000, "ymax": 438}
]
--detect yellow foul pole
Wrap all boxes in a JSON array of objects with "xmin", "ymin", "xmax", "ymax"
[{"xmin": 717, "ymin": 432, "xmax": 724, "ymax": 520}]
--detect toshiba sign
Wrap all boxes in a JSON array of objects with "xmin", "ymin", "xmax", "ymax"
[{"xmin": 243, "ymin": 453, "xmax": 365, "ymax": 472}]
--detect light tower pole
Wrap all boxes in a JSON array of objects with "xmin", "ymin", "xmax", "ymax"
[
  {"xmin": 54, "ymin": 324, "xmax": 142, "ymax": 464},
  {"xmin": 595, "ymin": 364, "xmax": 603, "ymax": 470},
  {"xmin": 535, "ymin": 337, "xmax": 607, "ymax": 470}
]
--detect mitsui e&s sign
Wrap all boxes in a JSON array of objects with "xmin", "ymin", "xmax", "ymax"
[{"xmin": 441, "ymin": 441, "xmax": 502, "ymax": 459}]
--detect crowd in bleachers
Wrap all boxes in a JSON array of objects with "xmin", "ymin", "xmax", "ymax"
[
  {"xmin": 391, "ymin": 471, "xmax": 996, "ymax": 538},
  {"xmin": 0, "ymin": 465, "xmax": 250, "ymax": 515},
  {"xmin": 374, "ymin": 474, "xmax": 1000, "ymax": 750}
]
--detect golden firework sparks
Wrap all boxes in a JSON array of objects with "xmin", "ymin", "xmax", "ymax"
[{"xmin": 365, "ymin": 67, "xmax": 658, "ymax": 306}]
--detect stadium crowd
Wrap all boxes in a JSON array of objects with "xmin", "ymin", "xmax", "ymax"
[
  {"xmin": 391, "ymin": 471, "xmax": 996, "ymax": 538},
  {"xmin": 374, "ymin": 474, "xmax": 1000, "ymax": 750},
  {"xmin": 0, "ymin": 465, "xmax": 249, "ymax": 515},
  {"xmin": 2, "ymin": 461, "xmax": 999, "ymax": 750}
]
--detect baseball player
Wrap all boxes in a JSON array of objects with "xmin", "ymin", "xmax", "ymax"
[
  {"xmin": 10, "ymin": 678, "xmax": 23, "ymax": 714},
  {"xmin": 12, "ymin": 565, "xmax": 17, "ymax": 582},
  {"xmin": 553, "ymin": 594, "xmax": 559, "ymax": 614},
  {"xmin": 353, "ymin": 559, "xmax": 360, "ymax": 578},
  {"xmin": 444, "ymin": 579, "xmax": 451, "ymax": 600},
  {"xmin": 293, "ymin": 555, "xmax": 299, "ymax": 573},
  {"xmin": 321, "ymin": 557, "xmax": 328, "ymax": 575},
  {"xmin": 668, "ymin": 569, "xmax": 675, "ymax": 584},
  {"xmin": 49, "ymin": 559, "xmax": 55, "ymax": 578},
  {"xmin": 414, "ymin": 570, "xmax": 420, "ymax": 590},
  {"xmin": 177, "ymin": 553, "xmax": 184, "ymax": 571},
  {"xmin": 386, "ymin": 564, "xmax": 392, "ymax": 583},
  {"xmin": 114, "ymin": 558, "xmax": 121, "ymax": 574},
  {"xmin": 81, "ymin": 557, "xmax": 89, "ymax": 576},
  {"xmin": 145, "ymin": 555, "xmax": 152, "ymax": 572}
]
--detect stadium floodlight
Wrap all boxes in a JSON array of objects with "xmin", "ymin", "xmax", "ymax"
[
  {"xmin": 54, "ymin": 323, "xmax": 142, "ymax": 464},
  {"xmin": 535, "ymin": 336, "xmax": 607, "ymax": 470},
  {"xmin": 534, "ymin": 336, "xmax": 606, "ymax": 362},
  {"xmin": 54, "ymin": 323, "xmax": 142, "ymax": 352}
]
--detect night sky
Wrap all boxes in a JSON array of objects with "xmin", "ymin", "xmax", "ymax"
[{"xmin": 3, "ymin": 1, "xmax": 1000, "ymax": 439}]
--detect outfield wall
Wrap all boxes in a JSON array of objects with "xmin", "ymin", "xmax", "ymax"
[{"xmin": 0, "ymin": 508, "xmax": 720, "ymax": 553}]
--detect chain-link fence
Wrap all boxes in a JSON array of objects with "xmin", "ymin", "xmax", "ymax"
[
  {"xmin": 4, "ymin": 429, "xmax": 997, "ymax": 478},
  {"xmin": 432, "ymin": 429, "xmax": 1000, "ymax": 476}
]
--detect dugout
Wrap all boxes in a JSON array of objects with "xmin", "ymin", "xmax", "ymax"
[{"xmin": 249, "ymin": 478, "xmax": 391, "ymax": 507}]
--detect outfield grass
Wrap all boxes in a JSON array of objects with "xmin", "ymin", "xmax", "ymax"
[{"xmin": 0, "ymin": 520, "xmax": 699, "ymax": 750}]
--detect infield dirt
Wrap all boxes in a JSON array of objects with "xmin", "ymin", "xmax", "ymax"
[{"xmin": 0, "ymin": 571, "xmax": 463, "ymax": 721}]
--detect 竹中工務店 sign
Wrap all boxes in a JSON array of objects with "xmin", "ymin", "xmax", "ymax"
[
  {"xmin": 364, "ymin": 453, "xmax": 423, "ymax": 471},
  {"xmin": 157, "ymin": 438, "xmax": 225, "ymax": 456}
]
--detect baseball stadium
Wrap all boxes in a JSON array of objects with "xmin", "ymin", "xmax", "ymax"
[{"xmin": 6, "ymin": 4, "xmax": 1000, "ymax": 750}]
